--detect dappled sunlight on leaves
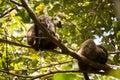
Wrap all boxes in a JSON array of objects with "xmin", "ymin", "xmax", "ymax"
[
  {"xmin": 0, "ymin": 0, "xmax": 120, "ymax": 80},
  {"xmin": 35, "ymin": 3, "xmax": 45, "ymax": 14},
  {"xmin": 107, "ymin": 69, "xmax": 120, "ymax": 79}
]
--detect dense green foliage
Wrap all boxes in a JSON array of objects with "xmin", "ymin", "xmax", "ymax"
[{"xmin": 0, "ymin": 0, "xmax": 120, "ymax": 80}]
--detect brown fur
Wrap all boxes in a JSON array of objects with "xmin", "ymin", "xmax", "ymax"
[
  {"xmin": 77, "ymin": 39, "xmax": 108, "ymax": 80},
  {"xmin": 27, "ymin": 15, "xmax": 62, "ymax": 51}
]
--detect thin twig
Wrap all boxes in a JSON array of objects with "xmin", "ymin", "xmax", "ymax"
[
  {"xmin": 0, "ymin": 38, "xmax": 31, "ymax": 48},
  {"xmin": 109, "ymin": 51, "xmax": 120, "ymax": 54},
  {"xmin": 16, "ymin": 60, "xmax": 72, "ymax": 71},
  {"xmin": 0, "ymin": 69, "xmax": 33, "ymax": 78},
  {"xmin": 10, "ymin": 0, "xmax": 22, "ymax": 6},
  {"xmin": 0, "ymin": 6, "xmax": 17, "ymax": 18},
  {"xmin": 0, "ymin": 69, "xmax": 105, "ymax": 79},
  {"xmin": 31, "ymin": 70, "xmax": 105, "ymax": 80}
]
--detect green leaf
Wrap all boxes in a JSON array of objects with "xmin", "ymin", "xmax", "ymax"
[
  {"xmin": 113, "ymin": 54, "xmax": 119, "ymax": 63},
  {"xmin": 116, "ymin": 31, "xmax": 120, "ymax": 38},
  {"xmin": 54, "ymin": 73, "xmax": 76, "ymax": 80},
  {"xmin": 108, "ymin": 69, "xmax": 120, "ymax": 79}
]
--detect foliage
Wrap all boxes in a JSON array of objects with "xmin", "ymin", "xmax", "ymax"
[{"xmin": 0, "ymin": 0, "xmax": 120, "ymax": 80}]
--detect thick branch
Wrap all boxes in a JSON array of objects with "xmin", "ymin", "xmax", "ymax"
[
  {"xmin": 7, "ymin": 0, "xmax": 119, "ymax": 78},
  {"xmin": 19, "ymin": 0, "xmax": 75, "ymax": 55},
  {"xmin": 0, "ymin": 38, "xmax": 119, "ymax": 55},
  {"xmin": 19, "ymin": 0, "xmax": 112, "ymax": 71}
]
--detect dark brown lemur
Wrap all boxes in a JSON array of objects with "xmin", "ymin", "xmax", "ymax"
[
  {"xmin": 77, "ymin": 39, "xmax": 108, "ymax": 80},
  {"xmin": 27, "ymin": 15, "xmax": 62, "ymax": 51}
]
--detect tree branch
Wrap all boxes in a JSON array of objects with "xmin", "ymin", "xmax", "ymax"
[
  {"xmin": 0, "ymin": 38, "xmax": 31, "ymax": 48},
  {"xmin": 19, "ymin": 0, "xmax": 112, "ymax": 71},
  {"xmin": 19, "ymin": 0, "xmax": 76, "ymax": 56},
  {"xmin": 0, "ymin": 37, "xmax": 119, "ymax": 54},
  {"xmin": 0, "ymin": 69, "xmax": 33, "ymax": 78},
  {"xmin": 9, "ymin": 0, "xmax": 120, "ymax": 79},
  {"xmin": 31, "ymin": 70, "xmax": 105, "ymax": 80},
  {"xmin": 9, "ymin": 0, "xmax": 22, "ymax": 6},
  {"xmin": 0, "ymin": 6, "xmax": 17, "ymax": 18},
  {"xmin": 0, "ymin": 69, "xmax": 104, "ymax": 79},
  {"xmin": 109, "ymin": 51, "xmax": 120, "ymax": 54}
]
